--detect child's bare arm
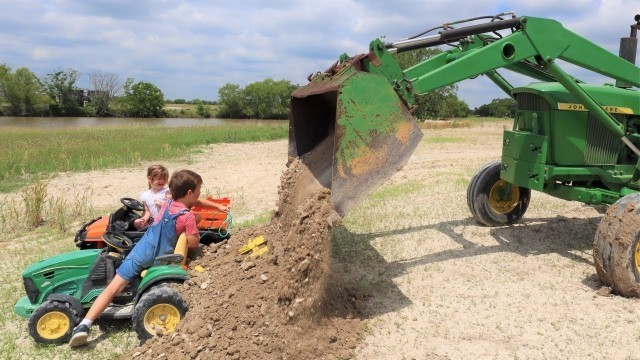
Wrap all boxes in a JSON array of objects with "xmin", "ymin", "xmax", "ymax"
[
  {"xmin": 194, "ymin": 198, "xmax": 229, "ymax": 213},
  {"xmin": 186, "ymin": 233, "xmax": 200, "ymax": 249},
  {"xmin": 133, "ymin": 204, "xmax": 151, "ymax": 229}
]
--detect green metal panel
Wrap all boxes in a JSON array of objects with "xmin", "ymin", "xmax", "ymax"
[
  {"xmin": 502, "ymin": 130, "xmax": 548, "ymax": 164},
  {"xmin": 513, "ymin": 83, "xmax": 640, "ymax": 115},
  {"xmin": 513, "ymin": 84, "xmax": 633, "ymax": 167},
  {"xmin": 543, "ymin": 183, "xmax": 605, "ymax": 204},
  {"xmin": 500, "ymin": 155, "xmax": 546, "ymax": 191},
  {"xmin": 544, "ymin": 165, "xmax": 633, "ymax": 184},
  {"xmin": 330, "ymin": 71, "xmax": 423, "ymax": 214},
  {"xmin": 548, "ymin": 109, "xmax": 589, "ymax": 165}
]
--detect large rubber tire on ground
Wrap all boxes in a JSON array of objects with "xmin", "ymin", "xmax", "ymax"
[
  {"xmin": 593, "ymin": 192, "xmax": 640, "ymax": 297},
  {"xmin": 132, "ymin": 284, "xmax": 188, "ymax": 342},
  {"xmin": 467, "ymin": 161, "xmax": 531, "ymax": 226},
  {"xmin": 28, "ymin": 300, "xmax": 81, "ymax": 344}
]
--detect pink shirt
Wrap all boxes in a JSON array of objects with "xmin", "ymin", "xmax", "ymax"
[{"xmin": 154, "ymin": 200, "xmax": 198, "ymax": 236}]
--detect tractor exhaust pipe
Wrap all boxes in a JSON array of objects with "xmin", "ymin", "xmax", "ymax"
[{"xmin": 616, "ymin": 14, "xmax": 639, "ymax": 88}]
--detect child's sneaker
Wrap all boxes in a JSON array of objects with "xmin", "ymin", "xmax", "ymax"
[{"xmin": 68, "ymin": 324, "xmax": 90, "ymax": 347}]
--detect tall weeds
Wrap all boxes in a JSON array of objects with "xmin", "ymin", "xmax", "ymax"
[
  {"xmin": 21, "ymin": 179, "xmax": 47, "ymax": 229},
  {"xmin": 0, "ymin": 181, "xmax": 96, "ymax": 238}
]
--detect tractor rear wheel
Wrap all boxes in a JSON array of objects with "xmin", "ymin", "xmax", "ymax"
[
  {"xmin": 467, "ymin": 161, "xmax": 530, "ymax": 226},
  {"xmin": 28, "ymin": 301, "xmax": 80, "ymax": 344},
  {"xmin": 593, "ymin": 193, "xmax": 640, "ymax": 297},
  {"xmin": 132, "ymin": 284, "xmax": 188, "ymax": 342}
]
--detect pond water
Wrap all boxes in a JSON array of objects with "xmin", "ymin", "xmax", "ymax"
[{"xmin": 0, "ymin": 117, "xmax": 288, "ymax": 129}]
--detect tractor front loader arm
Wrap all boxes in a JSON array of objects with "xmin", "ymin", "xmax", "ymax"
[{"xmin": 290, "ymin": 14, "xmax": 640, "ymax": 216}]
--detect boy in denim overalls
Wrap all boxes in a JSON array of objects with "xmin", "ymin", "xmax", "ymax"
[{"xmin": 70, "ymin": 169, "xmax": 228, "ymax": 347}]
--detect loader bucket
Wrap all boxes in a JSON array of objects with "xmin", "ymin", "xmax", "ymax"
[{"xmin": 289, "ymin": 64, "xmax": 423, "ymax": 215}]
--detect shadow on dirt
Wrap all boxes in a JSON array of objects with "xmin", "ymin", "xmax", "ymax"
[{"xmin": 331, "ymin": 214, "xmax": 602, "ymax": 318}]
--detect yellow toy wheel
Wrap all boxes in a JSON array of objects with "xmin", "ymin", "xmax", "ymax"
[
  {"xmin": 37, "ymin": 311, "xmax": 70, "ymax": 340},
  {"xmin": 28, "ymin": 301, "xmax": 80, "ymax": 344},
  {"xmin": 143, "ymin": 304, "xmax": 182, "ymax": 335},
  {"xmin": 132, "ymin": 284, "xmax": 188, "ymax": 341}
]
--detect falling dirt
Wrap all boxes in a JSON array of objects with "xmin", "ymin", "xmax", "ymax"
[{"xmin": 127, "ymin": 141, "xmax": 364, "ymax": 359}]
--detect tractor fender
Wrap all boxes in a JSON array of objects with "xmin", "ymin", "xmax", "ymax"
[
  {"xmin": 134, "ymin": 275, "xmax": 188, "ymax": 303},
  {"xmin": 47, "ymin": 294, "xmax": 84, "ymax": 318}
]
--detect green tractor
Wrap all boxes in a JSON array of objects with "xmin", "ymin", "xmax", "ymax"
[
  {"xmin": 289, "ymin": 14, "xmax": 640, "ymax": 295},
  {"xmin": 14, "ymin": 198, "xmax": 190, "ymax": 345}
]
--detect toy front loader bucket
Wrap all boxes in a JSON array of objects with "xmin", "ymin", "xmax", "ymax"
[{"xmin": 289, "ymin": 67, "xmax": 423, "ymax": 215}]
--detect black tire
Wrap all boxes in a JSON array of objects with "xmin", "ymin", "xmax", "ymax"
[
  {"xmin": 28, "ymin": 301, "xmax": 81, "ymax": 345},
  {"xmin": 132, "ymin": 284, "xmax": 188, "ymax": 341},
  {"xmin": 593, "ymin": 193, "xmax": 640, "ymax": 297},
  {"xmin": 467, "ymin": 161, "xmax": 531, "ymax": 226},
  {"xmin": 467, "ymin": 161, "xmax": 498, "ymax": 222}
]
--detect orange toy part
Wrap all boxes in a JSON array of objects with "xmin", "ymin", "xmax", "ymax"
[
  {"xmin": 84, "ymin": 216, "xmax": 109, "ymax": 248},
  {"xmin": 191, "ymin": 197, "xmax": 231, "ymax": 230}
]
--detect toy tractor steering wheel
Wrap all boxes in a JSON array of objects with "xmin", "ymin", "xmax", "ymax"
[
  {"xmin": 121, "ymin": 197, "xmax": 144, "ymax": 212},
  {"xmin": 102, "ymin": 232, "xmax": 134, "ymax": 252}
]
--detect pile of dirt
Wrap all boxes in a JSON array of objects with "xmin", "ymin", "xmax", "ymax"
[{"xmin": 128, "ymin": 156, "xmax": 364, "ymax": 359}]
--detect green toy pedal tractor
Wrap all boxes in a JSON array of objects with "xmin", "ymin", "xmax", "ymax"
[
  {"xmin": 15, "ymin": 196, "xmax": 231, "ymax": 344},
  {"xmin": 14, "ymin": 230, "xmax": 189, "ymax": 344}
]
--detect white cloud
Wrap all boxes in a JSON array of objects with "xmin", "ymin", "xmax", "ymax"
[
  {"xmin": 31, "ymin": 48, "xmax": 51, "ymax": 60},
  {"xmin": 0, "ymin": 0, "xmax": 637, "ymax": 106}
]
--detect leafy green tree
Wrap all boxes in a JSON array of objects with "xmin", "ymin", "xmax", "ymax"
[
  {"xmin": 242, "ymin": 79, "xmax": 297, "ymax": 119},
  {"xmin": 0, "ymin": 65, "xmax": 44, "ymax": 115},
  {"xmin": 42, "ymin": 68, "xmax": 82, "ymax": 116},
  {"xmin": 393, "ymin": 48, "xmax": 469, "ymax": 119},
  {"xmin": 196, "ymin": 103, "xmax": 211, "ymax": 118},
  {"xmin": 217, "ymin": 79, "xmax": 297, "ymax": 119},
  {"xmin": 438, "ymin": 95, "xmax": 471, "ymax": 118},
  {"xmin": 217, "ymin": 83, "xmax": 246, "ymax": 118},
  {"xmin": 121, "ymin": 79, "xmax": 165, "ymax": 118},
  {"xmin": 475, "ymin": 98, "xmax": 517, "ymax": 117}
]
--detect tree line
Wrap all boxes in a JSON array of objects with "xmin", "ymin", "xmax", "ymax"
[
  {"xmin": 0, "ymin": 66, "xmax": 168, "ymax": 117},
  {"xmin": 0, "ymin": 62, "xmax": 514, "ymax": 119}
]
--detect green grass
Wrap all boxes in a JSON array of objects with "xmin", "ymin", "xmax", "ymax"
[
  {"xmin": 423, "ymin": 136, "xmax": 465, "ymax": 143},
  {"xmin": 234, "ymin": 211, "xmax": 273, "ymax": 229},
  {"xmin": 0, "ymin": 122, "xmax": 288, "ymax": 193},
  {"xmin": 163, "ymin": 103, "xmax": 216, "ymax": 111},
  {"xmin": 368, "ymin": 181, "xmax": 425, "ymax": 201},
  {"xmin": 163, "ymin": 103, "xmax": 219, "ymax": 118}
]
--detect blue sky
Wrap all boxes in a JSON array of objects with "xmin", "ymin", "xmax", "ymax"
[{"xmin": 0, "ymin": 0, "xmax": 637, "ymax": 108}]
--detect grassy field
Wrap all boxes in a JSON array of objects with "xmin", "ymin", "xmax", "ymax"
[
  {"xmin": 0, "ymin": 122, "xmax": 288, "ymax": 193},
  {"xmin": 163, "ymin": 103, "xmax": 219, "ymax": 118}
]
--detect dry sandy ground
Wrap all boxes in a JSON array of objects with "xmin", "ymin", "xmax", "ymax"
[{"xmin": 40, "ymin": 122, "xmax": 640, "ymax": 359}]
